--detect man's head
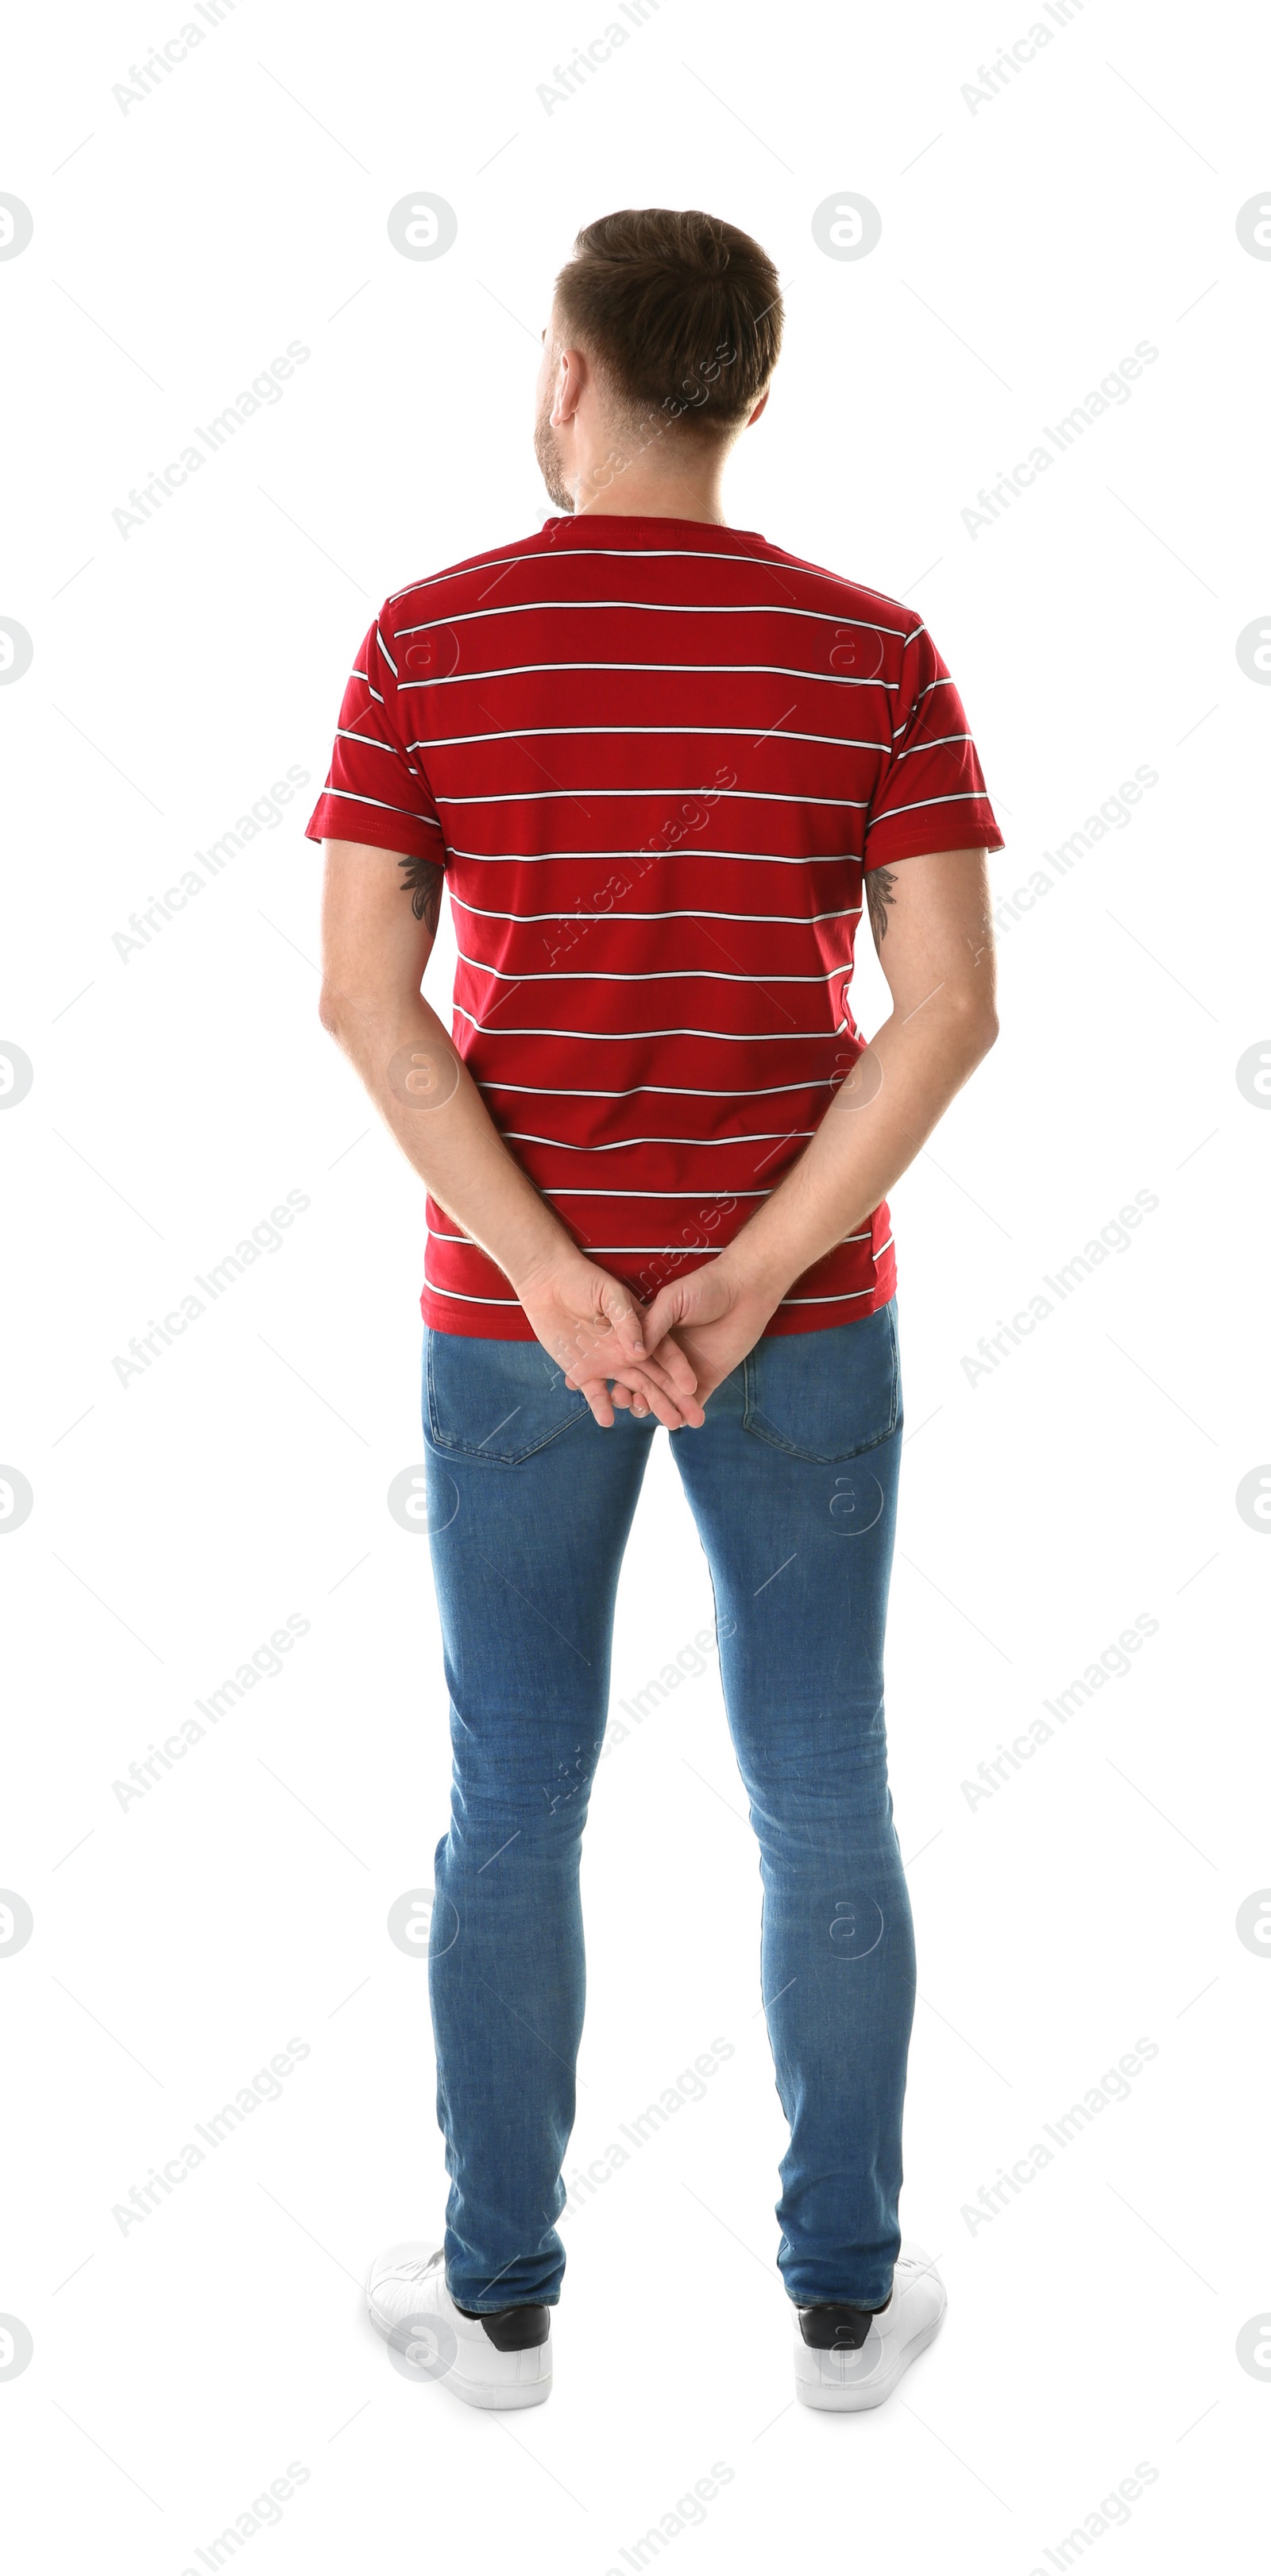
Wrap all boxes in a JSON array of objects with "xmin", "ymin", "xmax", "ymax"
[{"xmin": 534, "ymin": 207, "xmax": 782, "ymax": 514}]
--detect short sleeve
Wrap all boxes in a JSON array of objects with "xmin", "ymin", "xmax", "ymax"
[
  {"xmin": 864, "ymin": 621, "xmax": 1004, "ymax": 867},
  {"xmin": 305, "ymin": 612, "xmax": 446, "ymax": 861}
]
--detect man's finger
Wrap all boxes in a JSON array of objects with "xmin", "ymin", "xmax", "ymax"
[
  {"xmin": 613, "ymin": 1352, "xmax": 690, "ymax": 1400},
  {"xmin": 639, "ymin": 1381, "xmax": 688, "ymax": 1430},
  {"xmin": 618, "ymin": 1339, "xmax": 696, "ymax": 1422},
  {"xmin": 568, "ymin": 1340, "xmax": 696, "ymax": 1407},
  {"xmin": 603, "ymin": 1357, "xmax": 705, "ymax": 1425},
  {"xmin": 605, "ymin": 1337, "xmax": 697, "ymax": 1401},
  {"xmin": 574, "ymin": 1370, "xmax": 690, "ymax": 1430},
  {"xmin": 647, "ymin": 1333, "xmax": 699, "ymax": 1399},
  {"xmin": 639, "ymin": 1286, "xmax": 683, "ymax": 1349},
  {"xmin": 601, "ymin": 1280, "xmax": 645, "ymax": 1358}
]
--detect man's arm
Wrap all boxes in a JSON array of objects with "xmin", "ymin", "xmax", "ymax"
[
  {"xmin": 318, "ymin": 840, "xmax": 703, "ymax": 1428},
  {"xmin": 632, "ymin": 848, "xmax": 999, "ymax": 1400}
]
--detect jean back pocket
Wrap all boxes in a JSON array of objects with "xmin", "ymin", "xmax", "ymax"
[
  {"xmin": 740, "ymin": 1300, "xmax": 900, "ymax": 1463},
  {"xmin": 424, "ymin": 1330, "xmax": 592, "ymax": 1465}
]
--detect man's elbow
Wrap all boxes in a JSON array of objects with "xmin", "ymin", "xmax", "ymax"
[
  {"xmin": 318, "ymin": 978, "xmax": 373, "ymax": 1046},
  {"xmin": 948, "ymin": 987, "xmax": 999, "ymax": 1065},
  {"xmin": 318, "ymin": 983, "xmax": 347, "ymax": 1040},
  {"xmin": 319, "ymin": 971, "xmax": 408, "ymax": 1056},
  {"xmin": 948, "ymin": 968, "xmax": 995, "ymax": 1051}
]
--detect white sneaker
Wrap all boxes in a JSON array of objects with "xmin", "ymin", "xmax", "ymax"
[
  {"xmin": 366, "ymin": 2241, "xmax": 553, "ymax": 2411},
  {"xmin": 793, "ymin": 2244, "xmax": 946, "ymax": 2412}
]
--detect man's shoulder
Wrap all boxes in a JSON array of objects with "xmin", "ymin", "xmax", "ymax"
[
  {"xmin": 381, "ymin": 528, "xmax": 554, "ymax": 628},
  {"xmin": 753, "ymin": 537, "xmax": 920, "ymax": 637},
  {"xmin": 373, "ymin": 523, "xmax": 924, "ymax": 643}
]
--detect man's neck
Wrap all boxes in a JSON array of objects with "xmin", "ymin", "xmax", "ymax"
[{"xmin": 568, "ymin": 474, "xmax": 729, "ymax": 525}]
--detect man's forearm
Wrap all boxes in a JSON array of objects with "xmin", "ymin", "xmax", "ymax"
[
  {"xmin": 317, "ymin": 837, "xmax": 705, "ymax": 1425},
  {"xmin": 717, "ymin": 997, "xmax": 996, "ymax": 1304},
  {"xmin": 321, "ymin": 983, "xmax": 571, "ymax": 1294}
]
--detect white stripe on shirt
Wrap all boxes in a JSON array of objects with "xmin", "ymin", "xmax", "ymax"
[
  {"xmin": 868, "ymin": 790, "xmax": 988, "ymax": 820},
  {"xmin": 541, "ymin": 1187, "xmax": 772, "ymax": 1199},
  {"xmin": 441, "ymin": 844, "xmax": 863, "ymax": 867},
  {"xmin": 476, "ymin": 1077, "xmax": 839, "ymax": 1099},
  {"xmin": 496, "ymin": 1128, "xmax": 820, "ymax": 1151},
  {"xmin": 433, "ymin": 787, "xmax": 873, "ymax": 809},
  {"xmin": 456, "ymin": 949, "xmax": 841, "ymax": 986},
  {"xmin": 336, "ymin": 727, "xmax": 423, "ymax": 775},
  {"xmin": 398, "ymin": 661, "xmax": 901, "ymax": 693},
  {"xmin": 451, "ymin": 1005, "xmax": 843, "ymax": 1041},
  {"xmin": 447, "ymin": 893, "xmax": 860, "ymax": 925},
  {"xmin": 422, "ymin": 1269, "xmax": 520, "ymax": 1304},
  {"xmin": 893, "ymin": 732, "xmax": 973, "ymax": 762},
  {"xmin": 396, "ymin": 599, "xmax": 902, "ymax": 636},
  {"xmin": 389, "ymin": 551, "xmax": 913, "ymax": 625},
  {"xmin": 317, "ymin": 786, "xmax": 442, "ymax": 825},
  {"xmin": 778, "ymin": 1284, "xmax": 876, "ymax": 1305},
  {"xmin": 430, "ymin": 1229, "xmax": 871, "ymax": 1253},
  {"xmin": 406, "ymin": 723, "xmax": 887, "ymax": 754}
]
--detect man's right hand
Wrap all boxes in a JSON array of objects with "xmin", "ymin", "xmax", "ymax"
[
  {"xmin": 636, "ymin": 1254, "xmax": 784, "ymax": 1408},
  {"xmin": 516, "ymin": 1247, "xmax": 706, "ymax": 1431}
]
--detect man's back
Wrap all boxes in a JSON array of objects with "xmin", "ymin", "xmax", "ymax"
[{"xmin": 307, "ymin": 512, "xmax": 999, "ymax": 1333}]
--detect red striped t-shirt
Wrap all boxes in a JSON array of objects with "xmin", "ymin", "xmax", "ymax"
[{"xmin": 306, "ymin": 515, "xmax": 1003, "ymax": 1338}]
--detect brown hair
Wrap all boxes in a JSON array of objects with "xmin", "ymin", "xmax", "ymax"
[{"xmin": 552, "ymin": 207, "xmax": 782, "ymax": 442}]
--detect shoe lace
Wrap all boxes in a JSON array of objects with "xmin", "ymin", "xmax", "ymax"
[{"xmin": 392, "ymin": 2251, "xmax": 443, "ymax": 2284}]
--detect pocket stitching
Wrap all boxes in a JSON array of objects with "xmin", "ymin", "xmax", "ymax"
[
  {"xmin": 740, "ymin": 1409, "xmax": 899, "ymax": 1464},
  {"xmin": 740, "ymin": 1307, "xmax": 900, "ymax": 1463},
  {"xmin": 424, "ymin": 1334, "xmax": 591, "ymax": 1466}
]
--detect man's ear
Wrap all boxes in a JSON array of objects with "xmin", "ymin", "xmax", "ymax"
[
  {"xmin": 747, "ymin": 388, "xmax": 771, "ymax": 427},
  {"xmin": 553, "ymin": 344, "xmax": 588, "ymax": 428}
]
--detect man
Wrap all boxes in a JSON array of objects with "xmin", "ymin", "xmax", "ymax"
[{"xmin": 310, "ymin": 207, "xmax": 1003, "ymax": 2413}]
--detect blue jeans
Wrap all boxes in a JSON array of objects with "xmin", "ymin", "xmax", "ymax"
[{"xmin": 422, "ymin": 1300, "xmax": 914, "ymax": 2313}]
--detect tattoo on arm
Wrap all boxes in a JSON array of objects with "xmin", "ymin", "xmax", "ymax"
[
  {"xmin": 866, "ymin": 866, "xmax": 898, "ymax": 944},
  {"xmin": 398, "ymin": 856, "xmax": 444, "ymax": 933}
]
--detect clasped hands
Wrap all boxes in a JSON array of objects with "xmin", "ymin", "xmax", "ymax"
[{"xmin": 515, "ymin": 1243, "xmax": 785, "ymax": 1431}]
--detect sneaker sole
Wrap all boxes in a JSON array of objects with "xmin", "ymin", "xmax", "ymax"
[
  {"xmin": 437, "ymin": 2370, "xmax": 552, "ymax": 2412},
  {"xmin": 794, "ymin": 2300, "xmax": 945, "ymax": 2413}
]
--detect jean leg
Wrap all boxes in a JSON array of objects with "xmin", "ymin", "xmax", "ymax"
[
  {"xmin": 422, "ymin": 1331, "xmax": 655, "ymax": 2310},
  {"xmin": 670, "ymin": 1307, "xmax": 914, "ymax": 2308}
]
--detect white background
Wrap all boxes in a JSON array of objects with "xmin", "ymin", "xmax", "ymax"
[{"xmin": 2, "ymin": 0, "xmax": 1269, "ymax": 2569}]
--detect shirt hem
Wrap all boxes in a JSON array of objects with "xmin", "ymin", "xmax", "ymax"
[
  {"xmin": 419, "ymin": 1249, "xmax": 898, "ymax": 1342},
  {"xmin": 863, "ymin": 815, "xmax": 1005, "ymax": 867},
  {"xmin": 304, "ymin": 799, "xmax": 443, "ymax": 863}
]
